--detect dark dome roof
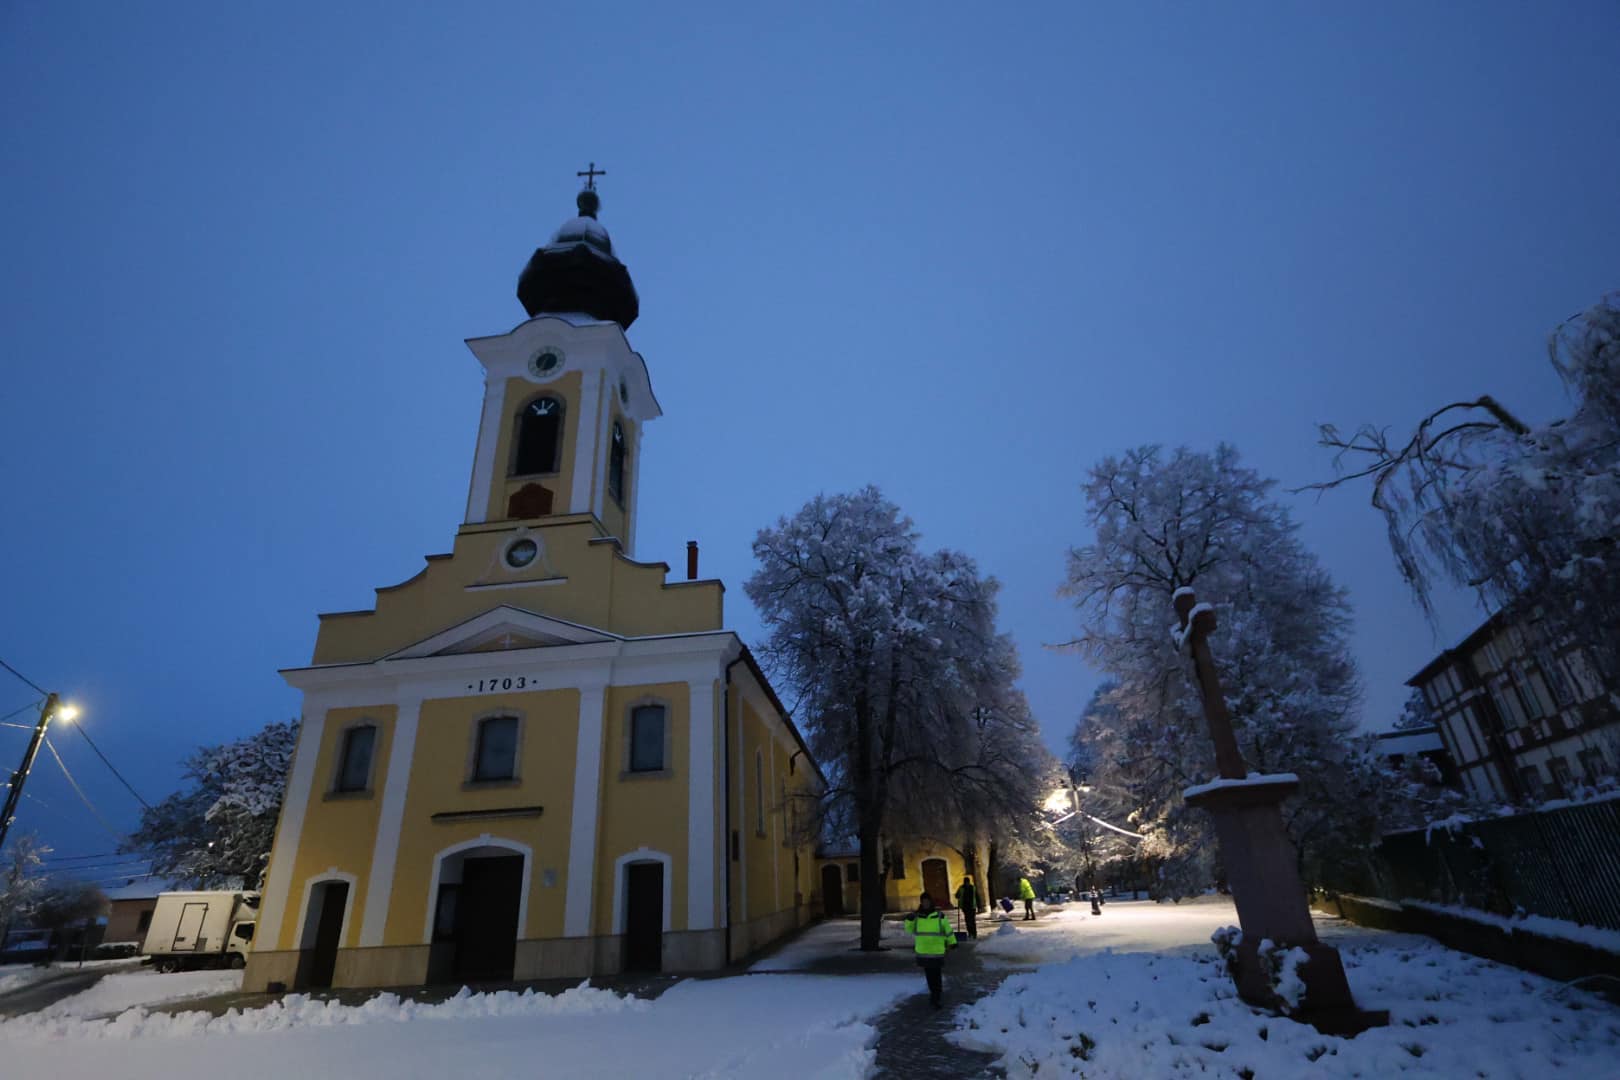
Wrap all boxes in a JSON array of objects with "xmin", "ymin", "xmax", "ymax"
[{"xmin": 516, "ymin": 189, "xmax": 639, "ymax": 329}]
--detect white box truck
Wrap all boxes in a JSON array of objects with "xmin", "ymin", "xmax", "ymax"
[{"xmin": 141, "ymin": 890, "xmax": 260, "ymax": 971}]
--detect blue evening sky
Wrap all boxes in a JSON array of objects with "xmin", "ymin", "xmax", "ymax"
[{"xmin": 3, "ymin": 2, "xmax": 1616, "ymax": 867}]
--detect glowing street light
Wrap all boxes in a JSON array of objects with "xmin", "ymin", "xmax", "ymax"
[{"xmin": 0, "ymin": 693, "xmax": 83, "ymax": 851}]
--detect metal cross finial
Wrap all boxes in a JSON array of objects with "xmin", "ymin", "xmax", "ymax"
[{"xmin": 577, "ymin": 162, "xmax": 605, "ymax": 190}]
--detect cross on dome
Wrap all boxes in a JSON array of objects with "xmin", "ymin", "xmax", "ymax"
[{"xmin": 576, "ymin": 162, "xmax": 605, "ymax": 191}]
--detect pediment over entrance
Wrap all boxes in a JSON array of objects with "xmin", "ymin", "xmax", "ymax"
[{"xmin": 385, "ymin": 605, "xmax": 618, "ymax": 661}]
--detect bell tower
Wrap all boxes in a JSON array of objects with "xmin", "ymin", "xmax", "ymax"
[{"xmin": 461, "ymin": 171, "xmax": 658, "ymax": 555}]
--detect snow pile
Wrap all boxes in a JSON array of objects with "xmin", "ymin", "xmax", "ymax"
[
  {"xmin": 951, "ymin": 938, "xmax": 1620, "ymax": 1077},
  {"xmin": 35, "ymin": 969, "xmax": 240, "ymax": 1019},
  {"xmin": 0, "ymin": 964, "xmax": 57, "ymax": 997},
  {"xmin": 0, "ymin": 974, "xmax": 914, "ymax": 1080},
  {"xmin": 1403, "ymin": 899, "xmax": 1620, "ymax": 953},
  {"xmin": 1182, "ymin": 772, "xmax": 1299, "ymax": 800},
  {"xmin": 0, "ymin": 960, "xmax": 138, "ymax": 998},
  {"xmin": 0, "ymin": 979, "xmax": 641, "ymax": 1041}
]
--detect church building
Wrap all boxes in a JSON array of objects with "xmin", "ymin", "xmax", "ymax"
[{"xmin": 244, "ymin": 178, "xmax": 821, "ymax": 992}]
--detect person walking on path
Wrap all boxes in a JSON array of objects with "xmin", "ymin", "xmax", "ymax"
[
  {"xmin": 1018, "ymin": 876, "xmax": 1037, "ymax": 921},
  {"xmin": 954, "ymin": 876, "xmax": 979, "ymax": 939},
  {"xmin": 902, "ymin": 891, "xmax": 957, "ymax": 1008}
]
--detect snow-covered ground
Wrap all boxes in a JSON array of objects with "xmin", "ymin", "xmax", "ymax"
[
  {"xmin": 33, "ymin": 968, "xmax": 241, "ymax": 1019},
  {"xmin": 0, "ymin": 973, "xmax": 914, "ymax": 1079},
  {"xmin": 973, "ymin": 897, "xmax": 1242, "ymax": 967},
  {"xmin": 748, "ymin": 915, "xmax": 903, "ymax": 971},
  {"xmin": 0, "ymin": 959, "xmax": 140, "ymax": 997},
  {"xmin": 7, "ymin": 900, "xmax": 1615, "ymax": 1078},
  {"xmin": 952, "ymin": 899, "xmax": 1620, "ymax": 1078}
]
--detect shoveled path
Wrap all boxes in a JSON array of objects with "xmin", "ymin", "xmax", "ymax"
[
  {"xmin": 755, "ymin": 917, "xmax": 1017, "ymax": 1079},
  {"xmin": 868, "ymin": 954, "xmax": 1009, "ymax": 1079}
]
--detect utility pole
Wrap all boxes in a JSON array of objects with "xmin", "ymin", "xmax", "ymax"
[{"xmin": 0, "ymin": 692, "xmax": 70, "ymax": 852}]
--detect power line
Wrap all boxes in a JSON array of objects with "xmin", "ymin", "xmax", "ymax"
[
  {"xmin": 42, "ymin": 736, "xmax": 124, "ymax": 842},
  {"xmin": 2, "ymin": 698, "xmax": 44, "ymax": 723},
  {"xmin": 42, "ymin": 850, "xmax": 143, "ymax": 862},
  {"xmin": 0, "ymin": 657, "xmax": 47, "ymax": 697},
  {"xmin": 69, "ymin": 719, "xmax": 153, "ymax": 810}
]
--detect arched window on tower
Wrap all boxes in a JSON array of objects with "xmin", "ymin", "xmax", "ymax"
[
  {"xmin": 608, "ymin": 421, "xmax": 628, "ymax": 506},
  {"xmin": 513, "ymin": 396, "xmax": 565, "ymax": 476}
]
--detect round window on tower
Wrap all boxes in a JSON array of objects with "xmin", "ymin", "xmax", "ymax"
[
  {"xmin": 528, "ymin": 347, "xmax": 565, "ymax": 380},
  {"xmin": 504, "ymin": 538, "xmax": 539, "ymax": 570}
]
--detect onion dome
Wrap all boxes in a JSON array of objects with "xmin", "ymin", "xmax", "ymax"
[{"xmin": 516, "ymin": 187, "xmax": 640, "ymax": 329}]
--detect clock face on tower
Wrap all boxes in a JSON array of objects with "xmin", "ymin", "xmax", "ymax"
[
  {"xmin": 505, "ymin": 538, "xmax": 539, "ymax": 569},
  {"xmin": 528, "ymin": 347, "xmax": 564, "ymax": 379}
]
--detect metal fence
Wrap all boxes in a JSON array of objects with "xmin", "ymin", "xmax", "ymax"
[{"xmin": 1367, "ymin": 797, "xmax": 1620, "ymax": 931}]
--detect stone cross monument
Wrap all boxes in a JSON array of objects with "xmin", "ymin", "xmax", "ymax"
[{"xmin": 1175, "ymin": 588, "xmax": 1387, "ymax": 1036}]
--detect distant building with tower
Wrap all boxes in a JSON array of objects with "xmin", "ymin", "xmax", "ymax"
[{"xmin": 245, "ymin": 175, "xmax": 822, "ymax": 993}]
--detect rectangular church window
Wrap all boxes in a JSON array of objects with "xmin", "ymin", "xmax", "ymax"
[
  {"xmin": 629, "ymin": 705, "xmax": 666, "ymax": 772},
  {"xmin": 335, "ymin": 724, "xmax": 376, "ymax": 793},
  {"xmin": 474, "ymin": 716, "xmax": 520, "ymax": 781}
]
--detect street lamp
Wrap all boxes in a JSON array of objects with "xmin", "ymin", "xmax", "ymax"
[{"xmin": 0, "ymin": 694, "xmax": 82, "ymax": 852}]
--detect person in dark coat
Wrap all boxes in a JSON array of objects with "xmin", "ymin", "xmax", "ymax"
[{"xmin": 954, "ymin": 875, "xmax": 979, "ymax": 939}]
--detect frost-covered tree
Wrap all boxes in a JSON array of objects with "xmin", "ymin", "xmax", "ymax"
[
  {"xmin": 124, "ymin": 719, "xmax": 297, "ymax": 889},
  {"xmin": 747, "ymin": 487, "xmax": 1029, "ymax": 947},
  {"xmin": 1312, "ymin": 293, "xmax": 1620, "ymax": 683},
  {"xmin": 1062, "ymin": 445, "xmax": 1376, "ymax": 896},
  {"xmin": 1392, "ymin": 688, "xmax": 1431, "ymax": 731},
  {"xmin": 0, "ymin": 833, "xmax": 50, "ymax": 937}
]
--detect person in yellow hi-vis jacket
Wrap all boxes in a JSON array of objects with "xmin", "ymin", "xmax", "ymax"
[{"xmin": 902, "ymin": 891, "xmax": 957, "ymax": 1008}]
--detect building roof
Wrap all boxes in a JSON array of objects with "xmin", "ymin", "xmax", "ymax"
[
  {"xmin": 516, "ymin": 188, "xmax": 639, "ymax": 329},
  {"xmin": 1406, "ymin": 608, "xmax": 1511, "ymax": 685},
  {"xmin": 1374, "ymin": 727, "xmax": 1446, "ymax": 757}
]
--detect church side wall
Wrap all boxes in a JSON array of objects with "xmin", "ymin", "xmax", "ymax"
[
  {"xmin": 270, "ymin": 704, "xmax": 396, "ymax": 951},
  {"xmin": 591, "ymin": 681, "xmax": 692, "ymax": 936}
]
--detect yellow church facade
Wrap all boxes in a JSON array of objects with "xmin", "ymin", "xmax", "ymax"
[{"xmin": 244, "ymin": 187, "xmax": 820, "ymax": 992}]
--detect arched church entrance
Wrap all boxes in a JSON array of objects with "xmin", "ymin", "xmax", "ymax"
[
  {"xmin": 821, "ymin": 864, "xmax": 844, "ymax": 916},
  {"xmin": 921, "ymin": 858, "xmax": 952, "ymax": 909},
  {"xmin": 622, "ymin": 861, "xmax": 664, "ymax": 973},
  {"xmin": 298, "ymin": 879, "xmax": 350, "ymax": 989},
  {"xmin": 431, "ymin": 844, "xmax": 525, "ymax": 983}
]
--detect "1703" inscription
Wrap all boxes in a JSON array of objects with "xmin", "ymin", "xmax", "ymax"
[{"xmin": 465, "ymin": 676, "xmax": 531, "ymax": 693}]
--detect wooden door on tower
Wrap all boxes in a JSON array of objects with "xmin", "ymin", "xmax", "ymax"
[
  {"xmin": 623, "ymin": 862, "xmax": 663, "ymax": 972},
  {"xmin": 922, "ymin": 858, "xmax": 951, "ymax": 908}
]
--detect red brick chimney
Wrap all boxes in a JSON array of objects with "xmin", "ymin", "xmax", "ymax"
[{"xmin": 686, "ymin": 540, "xmax": 699, "ymax": 581}]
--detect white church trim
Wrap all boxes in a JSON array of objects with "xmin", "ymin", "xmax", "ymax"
[
  {"xmin": 359, "ymin": 694, "xmax": 421, "ymax": 947},
  {"xmin": 295, "ymin": 868, "xmax": 359, "ymax": 950},
  {"xmin": 421, "ymin": 835, "xmax": 534, "ymax": 945},
  {"xmin": 563, "ymin": 684, "xmax": 607, "ymax": 937},
  {"xmin": 256, "ymin": 702, "xmax": 329, "ymax": 953}
]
